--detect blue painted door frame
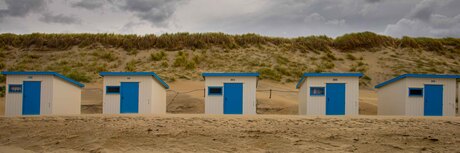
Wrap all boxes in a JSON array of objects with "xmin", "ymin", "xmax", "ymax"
[
  {"xmin": 326, "ymin": 83, "xmax": 346, "ymax": 115},
  {"xmin": 223, "ymin": 83, "xmax": 243, "ymax": 114},
  {"xmin": 424, "ymin": 84, "xmax": 443, "ymax": 116},
  {"xmin": 22, "ymin": 81, "xmax": 41, "ymax": 115},
  {"xmin": 120, "ymin": 82, "xmax": 139, "ymax": 113}
]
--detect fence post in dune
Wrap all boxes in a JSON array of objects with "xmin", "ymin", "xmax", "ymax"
[
  {"xmin": 296, "ymin": 72, "xmax": 363, "ymax": 115},
  {"xmin": 1, "ymin": 71, "xmax": 84, "ymax": 116},
  {"xmin": 99, "ymin": 72, "xmax": 169, "ymax": 114},
  {"xmin": 202, "ymin": 72, "xmax": 259, "ymax": 115},
  {"xmin": 375, "ymin": 74, "xmax": 460, "ymax": 116}
]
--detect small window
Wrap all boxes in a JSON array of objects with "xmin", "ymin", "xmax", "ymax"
[
  {"xmin": 9, "ymin": 84, "xmax": 22, "ymax": 93},
  {"xmin": 208, "ymin": 87, "xmax": 223, "ymax": 96},
  {"xmin": 106, "ymin": 86, "xmax": 120, "ymax": 94},
  {"xmin": 409, "ymin": 88, "xmax": 423, "ymax": 97},
  {"xmin": 310, "ymin": 87, "xmax": 325, "ymax": 96}
]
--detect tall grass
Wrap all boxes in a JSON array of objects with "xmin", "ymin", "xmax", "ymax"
[
  {"xmin": 333, "ymin": 31, "xmax": 396, "ymax": 50},
  {"xmin": 0, "ymin": 32, "xmax": 459, "ymax": 52}
]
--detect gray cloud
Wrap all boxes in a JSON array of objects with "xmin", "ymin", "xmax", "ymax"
[
  {"xmin": 119, "ymin": 0, "xmax": 187, "ymax": 27},
  {"xmin": 384, "ymin": 0, "xmax": 460, "ymax": 37},
  {"xmin": 0, "ymin": 0, "xmax": 45, "ymax": 20},
  {"xmin": 191, "ymin": 0, "xmax": 416, "ymax": 37},
  {"xmin": 71, "ymin": 0, "xmax": 105, "ymax": 10},
  {"xmin": 0, "ymin": 0, "xmax": 459, "ymax": 38},
  {"xmin": 39, "ymin": 13, "xmax": 81, "ymax": 24},
  {"xmin": 408, "ymin": 0, "xmax": 439, "ymax": 21},
  {"xmin": 365, "ymin": 0, "xmax": 382, "ymax": 3}
]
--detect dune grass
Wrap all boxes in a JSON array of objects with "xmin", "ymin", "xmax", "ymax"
[{"xmin": 2, "ymin": 32, "xmax": 458, "ymax": 52}]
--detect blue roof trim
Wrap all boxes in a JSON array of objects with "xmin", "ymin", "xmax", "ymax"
[
  {"xmin": 375, "ymin": 74, "xmax": 460, "ymax": 89},
  {"xmin": 99, "ymin": 72, "xmax": 169, "ymax": 89},
  {"xmin": 202, "ymin": 72, "xmax": 260, "ymax": 77},
  {"xmin": 296, "ymin": 73, "xmax": 364, "ymax": 89},
  {"xmin": 1, "ymin": 71, "xmax": 85, "ymax": 88}
]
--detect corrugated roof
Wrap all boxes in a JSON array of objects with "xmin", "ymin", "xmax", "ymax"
[
  {"xmin": 99, "ymin": 72, "xmax": 169, "ymax": 89},
  {"xmin": 1, "ymin": 71, "xmax": 85, "ymax": 87},
  {"xmin": 375, "ymin": 74, "xmax": 460, "ymax": 88}
]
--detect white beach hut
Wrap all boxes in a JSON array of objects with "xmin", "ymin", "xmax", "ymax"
[
  {"xmin": 375, "ymin": 74, "xmax": 460, "ymax": 116},
  {"xmin": 1, "ymin": 71, "xmax": 84, "ymax": 116},
  {"xmin": 99, "ymin": 72, "xmax": 169, "ymax": 114},
  {"xmin": 202, "ymin": 72, "xmax": 259, "ymax": 114},
  {"xmin": 296, "ymin": 73, "xmax": 363, "ymax": 115}
]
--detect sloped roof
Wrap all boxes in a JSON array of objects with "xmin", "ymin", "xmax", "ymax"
[
  {"xmin": 375, "ymin": 74, "xmax": 460, "ymax": 88},
  {"xmin": 1, "ymin": 71, "xmax": 85, "ymax": 87},
  {"xmin": 296, "ymin": 73, "xmax": 363, "ymax": 89},
  {"xmin": 99, "ymin": 72, "xmax": 169, "ymax": 89}
]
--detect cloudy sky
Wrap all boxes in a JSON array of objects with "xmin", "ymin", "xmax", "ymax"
[{"xmin": 0, "ymin": 0, "xmax": 459, "ymax": 38}]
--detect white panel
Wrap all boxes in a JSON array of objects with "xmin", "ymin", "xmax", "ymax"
[
  {"xmin": 405, "ymin": 78, "xmax": 457, "ymax": 116},
  {"xmin": 303, "ymin": 76, "xmax": 359, "ymax": 115},
  {"xmin": 457, "ymin": 82, "xmax": 459, "ymax": 115},
  {"xmin": 5, "ymin": 75, "xmax": 53, "ymax": 116},
  {"xmin": 377, "ymin": 79, "xmax": 406, "ymax": 115},
  {"xmin": 102, "ymin": 76, "xmax": 167, "ymax": 114},
  {"xmin": 298, "ymin": 80, "xmax": 307, "ymax": 115},
  {"xmin": 52, "ymin": 76, "xmax": 82, "ymax": 115},
  {"xmin": 204, "ymin": 76, "xmax": 257, "ymax": 114},
  {"xmin": 151, "ymin": 77, "xmax": 167, "ymax": 114}
]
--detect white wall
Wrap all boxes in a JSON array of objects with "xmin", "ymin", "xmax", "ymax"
[
  {"xmin": 5, "ymin": 75, "xmax": 54, "ymax": 116},
  {"xmin": 299, "ymin": 76, "xmax": 359, "ymax": 115},
  {"xmin": 457, "ymin": 82, "xmax": 459, "ymax": 115},
  {"xmin": 151, "ymin": 78, "xmax": 167, "ymax": 114},
  {"xmin": 405, "ymin": 78, "xmax": 457, "ymax": 116},
  {"xmin": 102, "ymin": 76, "xmax": 166, "ymax": 114},
  {"xmin": 204, "ymin": 76, "xmax": 257, "ymax": 114},
  {"xmin": 298, "ymin": 79, "xmax": 307, "ymax": 115},
  {"xmin": 52, "ymin": 76, "xmax": 81, "ymax": 115},
  {"xmin": 377, "ymin": 79, "xmax": 406, "ymax": 115}
]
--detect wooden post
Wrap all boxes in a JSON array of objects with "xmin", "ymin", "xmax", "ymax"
[{"xmin": 269, "ymin": 89, "xmax": 272, "ymax": 99}]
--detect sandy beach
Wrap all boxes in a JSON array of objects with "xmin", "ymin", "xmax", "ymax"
[{"xmin": 0, "ymin": 114, "xmax": 459, "ymax": 153}]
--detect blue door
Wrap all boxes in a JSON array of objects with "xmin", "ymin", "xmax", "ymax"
[
  {"xmin": 326, "ymin": 83, "xmax": 346, "ymax": 115},
  {"xmin": 120, "ymin": 82, "xmax": 139, "ymax": 113},
  {"xmin": 23, "ymin": 81, "xmax": 41, "ymax": 115},
  {"xmin": 223, "ymin": 83, "xmax": 243, "ymax": 114},
  {"xmin": 424, "ymin": 85, "xmax": 443, "ymax": 116}
]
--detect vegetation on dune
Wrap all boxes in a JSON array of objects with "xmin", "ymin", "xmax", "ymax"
[
  {"xmin": 1, "ymin": 32, "xmax": 459, "ymax": 52},
  {"xmin": 333, "ymin": 32, "xmax": 396, "ymax": 50},
  {"xmin": 0, "ymin": 32, "xmax": 459, "ymax": 86}
]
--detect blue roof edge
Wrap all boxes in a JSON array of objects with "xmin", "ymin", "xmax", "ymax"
[
  {"xmin": 202, "ymin": 72, "xmax": 260, "ymax": 77},
  {"xmin": 99, "ymin": 72, "xmax": 169, "ymax": 89},
  {"xmin": 296, "ymin": 72, "xmax": 364, "ymax": 89},
  {"xmin": 1, "ymin": 71, "xmax": 85, "ymax": 88},
  {"xmin": 375, "ymin": 74, "xmax": 460, "ymax": 89}
]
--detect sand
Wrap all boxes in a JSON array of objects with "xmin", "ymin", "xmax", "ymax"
[{"xmin": 0, "ymin": 114, "xmax": 459, "ymax": 153}]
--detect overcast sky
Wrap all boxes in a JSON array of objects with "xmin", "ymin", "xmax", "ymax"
[{"xmin": 0, "ymin": 0, "xmax": 459, "ymax": 38}]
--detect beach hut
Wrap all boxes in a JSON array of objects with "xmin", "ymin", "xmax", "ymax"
[
  {"xmin": 375, "ymin": 74, "xmax": 460, "ymax": 116},
  {"xmin": 296, "ymin": 73, "xmax": 363, "ymax": 115},
  {"xmin": 99, "ymin": 72, "xmax": 169, "ymax": 114},
  {"xmin": 1, "ymin": 71, "xmax": 84, "ymax": 116},
  {"xmin": 202, "ymin": 72, "xmax": 259, "ymax": 114}
]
